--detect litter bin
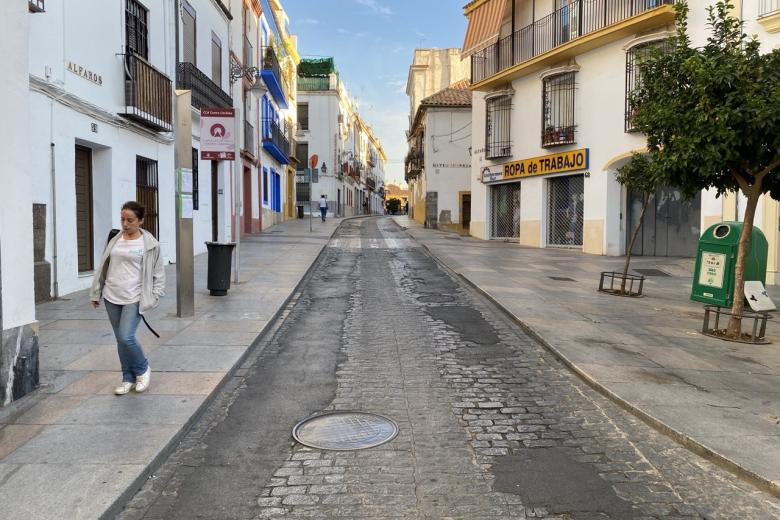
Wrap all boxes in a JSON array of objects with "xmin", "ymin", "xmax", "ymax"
[
  {"xmin": 691, "ymin": 222, "xmax": 768, "ymax": 307},
  {"xmin": 297, "ymin": 205, "xmax": 304, "ymax": 219},
  {"xmin": 205, "ymin": 241, "xmax": 236, "ymax": 296}
]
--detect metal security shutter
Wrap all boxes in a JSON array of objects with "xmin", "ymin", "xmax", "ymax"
[
  {"xmin": 182, "ymin": 1, "xmax": 196, "ymax": 65},
  {"xmin": 547, "ymin": 175, "xmax": 583, "ymax": 247},
  {"xmin": 74, "ymin": 146, "xmax": 94, "ymax": 272},
  {"xmin": 136, "ymin": 156, "xmax": 159, "ymax": 238},
  {"xmin": 489, "ymin": 183, "xmax": 521, "ymax": 239}
]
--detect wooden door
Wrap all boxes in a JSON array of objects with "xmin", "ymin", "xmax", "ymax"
[{"xmin": 74, "ymin": 145, "xmax": 94, "ymax": 272}]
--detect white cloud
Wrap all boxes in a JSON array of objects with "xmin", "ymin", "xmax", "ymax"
[
  {"xmin": 355, "ymin": 0, "xmax": 392, "ymax": 15},
  {"xmin": 297, "ymin": 18, "xmax": 320, "ymax": 25},
  {"xmin": 337, "ymin": 28, "xmax": 349, "ymax": 34}
]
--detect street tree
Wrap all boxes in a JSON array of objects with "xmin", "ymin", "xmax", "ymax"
[
  {"xmin": 615, "ymin": 153, "xmax": 661, "ymax": 294},
  {"xmin": 629, "ymin": 0, "xmax": 780, "ymax": 337}
]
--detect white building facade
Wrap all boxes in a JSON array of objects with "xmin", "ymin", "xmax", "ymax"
[
  {"xmin": 406, "ymin": 81, "xmax": 472, "ymax": 231},
  {"xmin": 463, "ymin": 0, "xmax": 780, "ymax": 280},
  {"xmin": 296, "ymin": 60, "xmax": 387, "ymax": 218}
]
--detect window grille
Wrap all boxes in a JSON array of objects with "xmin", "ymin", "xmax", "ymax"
[
  {"xmin": 125, "ymin": 0, "xmax": 149, "ymax": 60},
  {"xmin": 542, "ymin": 72, "xmax": 576, "ymax": 147},
  {"xmin": 485, "ymin": 95, "xmax": 512, "ymax": 160},
  {"xmin": 136, "ymin": 156, "xmax": 159, "ymax": 238},
  {"xmin": 490, "ymin": 183, "xmax": 522, "ymax": 239},
  {"xmin": 191, "ymin": 148, "xmax": 199, "ymax": 210},
  {"xmin": 547, "ymin": 174, "xmax": 583, "ymax": 247},
  {"xmin": 625, "ymin": 40, "xmax": 669, "ymax": 133},
  {"xmin": 298, "ymin": 103, "xmax": 309, "ymax": 131}
]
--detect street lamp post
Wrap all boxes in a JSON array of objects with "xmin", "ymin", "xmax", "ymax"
[{"xmin": 229, "ymin": 64, "xmax": 267, "ymax": 284}]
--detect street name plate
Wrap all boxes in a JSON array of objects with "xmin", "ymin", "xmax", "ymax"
[{"xmin": 292, "ymin": 411, "xmax": 398, "ymax": 450}]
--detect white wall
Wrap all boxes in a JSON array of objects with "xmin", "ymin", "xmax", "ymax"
[
  {"xmin": 425, "ymin": 108, "xmax": 472, "ymax": 225},
  {"xmin": 0, "ymin": 0, "xmax": 36, "ymax": 329}
]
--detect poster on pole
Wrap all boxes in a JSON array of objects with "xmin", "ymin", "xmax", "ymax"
[{"xmin": 200, "ymin": 108, "xmax": 235, "ymax": 160}]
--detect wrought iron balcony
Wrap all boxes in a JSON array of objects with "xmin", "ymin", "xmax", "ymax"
[
  {"xmin": 261, "ymin": 47, "xmax": 289, "ymax": 109},
  {"xmin": 29, "ymin": 0, "xmax": 44, "ymax": 12},
  {"xmin": 471, "ymin": 0, "xmax": 674, "ymax": 85},
  {"xmin": 176, "ymin": 62, "xmax": 232, "ymax": 110},
  {"xmin": 121, "ymin": 54, "xmax": 173, "ymax": 132},
  {"xmin": 244, "ymin": 121, "xmax": 255, "ymax": 155},
  {"xmin": 262, "ymin": 118, "xmax": 290, "ymax": 164}
]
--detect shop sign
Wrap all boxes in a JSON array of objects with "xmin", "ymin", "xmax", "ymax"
[
  {"xmin": 485, "ymin": 148, "xmax": 589, "ymax": 183},
  {"xmin": 200, "ymin": 108, "xmax": 235, "ymax": 160}
]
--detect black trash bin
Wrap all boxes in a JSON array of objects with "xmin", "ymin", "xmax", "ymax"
[
  {"xmin": 297, "ymin": 205, "xmax": 304, "ymax": 219},
  {"xmin": 205, "ymin": 241, "xmax": 236, "ymax": 296}
]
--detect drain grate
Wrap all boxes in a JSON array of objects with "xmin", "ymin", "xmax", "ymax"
[
  {"xmin": 548, "ymin": 276, "xmax": 576, "ymax": 282},
  {"xmin": 633, "ymin": 268, "xmax": 670, "ymax": 277},
  {"xmin": 292, "ymin": 411, "xmax": 398, "ymax": 450}
]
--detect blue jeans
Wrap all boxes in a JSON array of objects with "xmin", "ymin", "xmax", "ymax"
[
  {"xmin": 104, "ymin": 300, "xmax": 148, "ymax": 382},
  {"xmin": 320, "ymin": 207, "xmax": 327, "ymax": 221}
]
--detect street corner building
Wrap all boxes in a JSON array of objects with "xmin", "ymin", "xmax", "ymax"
[
  {"xmin": 0, "ymin": 0, "xmax": 301, "ymax": 407},
  {"xmin": 458, "ymin": 0, "xmax": 780, "ymax": 280},
  {"xmin": 295, "ymin": 57, "xmax": 388, "ymax": 219}
]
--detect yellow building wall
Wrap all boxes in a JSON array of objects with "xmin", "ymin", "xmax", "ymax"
[
  {"xmin": 519, "ymin": 220, "xmax": 540, "ymax": 247},
  {"xmin": 583, "ymin": 219, "xmax": 605, "ymax": 255}
]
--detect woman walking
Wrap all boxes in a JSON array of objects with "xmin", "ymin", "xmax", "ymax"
[{"xmin": 90, "ymin": 201, "xmax": 165, "ymax": 395}]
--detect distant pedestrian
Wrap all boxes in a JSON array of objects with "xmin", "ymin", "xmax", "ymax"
[
  {"xmin": 363, "ymin": 199, "xmax": 369, "ymax": 215},
  {"xmin": 90, "ymin": 201, "xmax": 165, "ymax": 395},
  {"xmin": 319, "ymin": 195, "xmax": 328, "ymax": 222},
  {"xmin": 404, "ymin": 200, "xmax": 409, "ymax": 215}
]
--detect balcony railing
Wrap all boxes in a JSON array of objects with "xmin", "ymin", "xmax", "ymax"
[
  {"xmin": 297, "ymin": 76, "xmax": 331, "ymax": 91},
  {"xmin": 261, "ymin": 47, "xmax": 288, "ymax": 108},
  {"xmin": 121, "ymin": 54, "xmax": 173, "ymax": 132},
  {"xmin": 262, "ymin": 119, "xmax": 291, "ymax": 164},
  {"xmin": 760, "ymin": 0, "xmax": 779, "ymax": 16},
  {"xmin": 471, "ymin": 0, "xmax": 674, "ymax": 84},
  {"xmin": 244, "ymin": 121, "xmax": 254, "ymax": 155},
  {"xmin": 29, "ymin": 0, "xmax": 44, "ymax": 12},
  {"xmin": 176, "ymin": 62, "xmax": 232, "ymax": 110}
]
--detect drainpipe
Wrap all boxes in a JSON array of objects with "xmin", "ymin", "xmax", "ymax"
[{"xmin": 49, "ymin": 89, "xmax": 69, "ymax": 300}]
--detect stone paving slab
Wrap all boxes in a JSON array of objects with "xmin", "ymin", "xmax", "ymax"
[
  {"xmin": 0, "ymin": 216, "xmax": 343, "ymax": 519},
  {"xmin": 397, "ymin": 216, "xmax": 780, "ymax": 494}
]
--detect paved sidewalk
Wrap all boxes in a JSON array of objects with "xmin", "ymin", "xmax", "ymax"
[
  {"xmin": 0, "ymin": 216, "xmax": 342, "ymax": 520},
  {"xmin": 396, "ymin": 216, "xmax": 780, "ymax": 496}
]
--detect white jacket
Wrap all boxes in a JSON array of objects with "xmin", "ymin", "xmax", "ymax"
[{"xmin": 90, "ymin": 229, "xmax": 165, "ymax": 314}]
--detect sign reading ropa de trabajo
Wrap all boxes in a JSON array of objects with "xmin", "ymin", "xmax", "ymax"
[
  {"xmin": 200, "ymin": 108, "xmax": 235, "ymax": 160},
  {"xmin": 484, "ymin": 148, "xmax": 589, "ymax": 183}
]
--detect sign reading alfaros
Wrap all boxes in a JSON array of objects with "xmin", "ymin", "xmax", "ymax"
[{"xmin": 487, "ymin": 148, "xmax": 589, "ymax": 183}]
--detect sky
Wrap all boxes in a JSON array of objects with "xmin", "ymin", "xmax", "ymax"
[{"xmin": 284, "ymin": 0, "xmax": 467, "ymax": 186}]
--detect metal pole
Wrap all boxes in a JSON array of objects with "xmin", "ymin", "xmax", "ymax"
[
  {"xmin": 309, "ymin": 175, "xmax": 313, "ymax": 233},
  {"xmin": 174, "ymin": 90, "xmax": 194, "ymax": 317},
  {"xmin": 233, "ymin": 104, "xmax": 241, "ymax": 283}
]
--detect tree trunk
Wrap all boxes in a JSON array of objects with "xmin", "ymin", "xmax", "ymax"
[
  {"xmin": 621, "ymin": 194, "xmax": 650, "ymax": 293},
  {"xmin": 726, "ymin": 191, "xmax": 760, "ymax": 338}
]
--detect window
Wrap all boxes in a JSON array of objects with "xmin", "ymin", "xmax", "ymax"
[
  {"xmin": 262, "ymin": 167, "xmax": 269, "ymax": 205},
  {"xmin": 125, "ymin": 0, "xmax": 149, "ymax": 60},
  {"xmin": 191, "ymin": 148, "xmax": 200, "ymax": 210},
  {"xmin": 298, "ymin": 103, "xmax": 309, "ymax": 131},
  {"xmin": 211, "ymin": 32, "xmax": 222, "ymax": 88},
  {"xmin": 136, "ymin": 156, "xmax": 159, "ymax": 238},
  {"xmin": 542, "ymin": 72, "xmax": 576, "ymax": 147},
  {"xmin": 625, "ymin": 41, "xmax": 668, "ymax": 133},
  {"xmin": 182, "ymin": 1, "xmax": 196, "ymax": 65},
  {"xmin": 296, "ymin": 142, "xmax": 309, "ymax": 168},
  {"xmin": 485, "ymin": 95, "xmax": 511, "ymax": 160},
  {"xmin": 760, "ymin": 0, "xmax": 780, "ymax": 16}
]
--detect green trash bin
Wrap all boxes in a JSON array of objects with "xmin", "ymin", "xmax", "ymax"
[{"xmin": 691, "ymin": 222, "xmax": 768, "ymax": 308}]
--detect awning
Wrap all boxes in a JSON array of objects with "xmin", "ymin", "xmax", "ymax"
[{"xmin": 461, "ymin": 0, "xmax": 508, "ymax": 57}]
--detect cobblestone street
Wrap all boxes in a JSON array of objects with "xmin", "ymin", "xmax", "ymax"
[{"xmin": 119, "ymin": 217, "xmax": 780, "ymax": 519}]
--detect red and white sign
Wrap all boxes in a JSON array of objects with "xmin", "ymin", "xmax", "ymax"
[{"xmin": 200, "ymin": 108, "xmax": 235, "ymax": 160}]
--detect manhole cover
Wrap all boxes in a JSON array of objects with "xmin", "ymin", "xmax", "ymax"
[
  {"xmin": 292, "ymin": 411, "xmax": 398, "ymax": 450},
  {"xmin": 633, "ymin": 268, "xmax": 670, "ymax": 277}
]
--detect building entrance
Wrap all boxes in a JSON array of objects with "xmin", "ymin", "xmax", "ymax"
[
  {"xmin": 490, "ymin": 183, "xmax": 521, "ymax": 239},
  {"xmin": 74, "ymin": 145, "xmax": 94, "ymax": 272},
  {"xmin": 627, "ymin": 186, "xmax": 701, "ymax": 257},
  {"xmin": 547, "ymin": 174, "xmax": 583, "ymax": 247}
]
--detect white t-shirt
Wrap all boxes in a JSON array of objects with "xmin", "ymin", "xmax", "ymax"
[
  {"xmin": 319, "ymin": 198, "xmax": 327, "ymax": 209},
  {"xmin": 103, "ymin": 236, "xmax": 145, "ymax": 305}
]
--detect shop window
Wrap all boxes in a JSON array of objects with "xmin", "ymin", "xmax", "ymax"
[
  {"xmin": 542, "ymin": 72, "xmax": 576, "ymax": 147},
  {"xmin": 126, "ymin": 0, "xmax": 149, "ymax": 60},
  {"xmin": 625, "ymin": 40, "xmax": 669, "ymax": 133},
  {"xmin": 485, "ymin": 95, "xmax": 512, "ymax": 160}
]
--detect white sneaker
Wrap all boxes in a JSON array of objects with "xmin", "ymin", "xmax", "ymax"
[
  {"xmin": 115, "ymin": 382, "xmax": 134, "ymax": 395},
  {"xmin": 134, "ymin": 367, "xmax": 151, "ymax": 393}
]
